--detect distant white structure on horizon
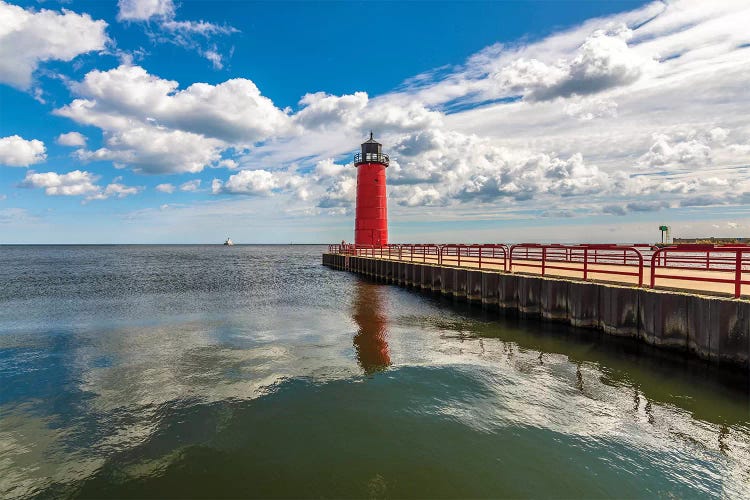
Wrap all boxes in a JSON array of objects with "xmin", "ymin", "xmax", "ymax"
[{"xmin": 224, "ymin": 238, "xmax": 234, "ymax": 246}]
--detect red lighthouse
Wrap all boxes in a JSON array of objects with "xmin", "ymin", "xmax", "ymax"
[{"xmin": 354, "ymin": 132, "xmax": 389, "ymax": 246}]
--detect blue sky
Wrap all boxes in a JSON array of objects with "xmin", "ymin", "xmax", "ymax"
[{"xmin": 1, "ymin": 0, "xmax": 748, "ymax": 243}]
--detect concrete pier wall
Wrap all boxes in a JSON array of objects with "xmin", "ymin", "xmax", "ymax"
[{"xmin": 322, "ymin": 253, "xmax": 750, "ymax": 369}]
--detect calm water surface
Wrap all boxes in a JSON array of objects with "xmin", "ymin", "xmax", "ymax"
[{"xmin": 0, "ymin": 245, "xmax": 748, "ymax": 498}]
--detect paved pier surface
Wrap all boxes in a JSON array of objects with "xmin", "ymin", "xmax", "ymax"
[
  {"xmin": 323, "ymin": 253, "xmax": 750, "ymax": 369},
  {"xmin": 365, "ymin": 255, "xmax": 743, "ymax": 297}
]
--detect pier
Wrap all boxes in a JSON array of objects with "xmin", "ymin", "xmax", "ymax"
[
  {"xmin": 327, "ymin": 136, "xmax": 749, "ymax": 370},
  {"xmin": 323, "ymin": 244, "xmax": 750, "ymax": 369}
]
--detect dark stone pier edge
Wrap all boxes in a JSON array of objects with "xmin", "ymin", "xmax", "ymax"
[{"xmin": 322, "ymin": 253, "xmax": 750, "ymax": 370}]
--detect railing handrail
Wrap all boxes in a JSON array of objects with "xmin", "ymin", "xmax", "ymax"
[
  {"xmin": 650, "ymin": 245, "xmax": 750, "ymax": 298},
  {"xmin": 508, "ymin": 243, "xmax": 644, "ymax": 286},
  {"xmin": 439, "ymin": 244, "xmax": 508, "ymax": 271}
]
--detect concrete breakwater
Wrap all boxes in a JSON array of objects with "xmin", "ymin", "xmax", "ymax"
[{"xmin": 323, "ymin": 253, "xmax": 750, "ymax": 370}]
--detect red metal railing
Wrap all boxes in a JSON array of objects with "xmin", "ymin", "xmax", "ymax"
[
  {"xmin": 440, "ymin": 244, "xmax": 508, "ymax": 271},
  {"xmin": 398, "ymin": 244, "xmax": 441, "ymax": 263},
  {"xmin": 327, "ymin": 243, "xmax": 750, "ymax": 298},
  {"xmin": 509, "ymin": 244, "xmax": 644, "ymax": 286},
  {"xmin": 328, "ymin": 244, "xmax": 442, "ymax": 262},
  {"xmin": 328, "ymin": 244, "xmax": 357, "ymax": 255},
  {"xmin": 650, "ymin": 245, "xmax": 750, "ymax": 298}
]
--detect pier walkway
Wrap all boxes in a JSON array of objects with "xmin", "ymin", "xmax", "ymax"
[{"xmin": 328, "ymin": 243, "xmax": 750, "ymax": 299}]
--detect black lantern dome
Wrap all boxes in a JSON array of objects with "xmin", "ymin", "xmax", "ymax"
[{"xmin": 354, "ymin": 132, "xmax": 389, "ymax": 166}]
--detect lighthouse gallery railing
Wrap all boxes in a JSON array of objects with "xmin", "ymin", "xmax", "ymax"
[{"xmin": 354, "ymin": 152, "xmax": 390, "ymax": 165}]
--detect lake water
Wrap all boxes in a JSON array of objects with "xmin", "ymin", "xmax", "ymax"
[{"xmin": 1, "ymin": 245, "xmax": 748, "ymax": 498}]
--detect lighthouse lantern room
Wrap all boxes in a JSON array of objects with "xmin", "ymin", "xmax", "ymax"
[{"xmin": 354, "ymin": 133, "xmax": 389, "ymax": 247}]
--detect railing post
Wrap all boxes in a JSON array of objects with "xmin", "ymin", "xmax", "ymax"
[
  {"xmin": 583, "ymin": 247, "xmax": 588, "ymax": 281},
  {"xmin": 735, "ymin": 250, "xmax": 742, "ymax": 298},
  {"xmin": 508, "ymin": 246, "xmax": 514, "ymax": 273},
  {"xmin": 541, "ymin": 246, "xmax": 546, "ymax": 276},
  {"xmin": 637, "ymin": 251, "xmax": 643, "ymax": 287},
  {"xmin": 650, "ymin": 251, "xmax": 658, "ymax": 289},
  {"xmin": 458, "ymin": 246, "xmax": 461, "ymax": 267},
  {"xmin": 478, "ymin": 246, "xmax": 482, "ymax": 269}
]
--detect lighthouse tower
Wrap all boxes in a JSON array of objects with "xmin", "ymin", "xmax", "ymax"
[{"xmin": 354, "ymin": 133, "xmax": 389, "ymax": 246}]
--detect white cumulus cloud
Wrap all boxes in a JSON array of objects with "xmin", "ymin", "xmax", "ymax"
[
  {"xmin": 54, "ymin": 65, "xmax": 296, "ymax": 174},
  {"xmin": 213, "ymin": 169, "xmax": 279, "ymax": 195},
  {"xmin": 530, "ymin": 27, "xmax": 651, "ymax": 101},
  {"xmin": 397, "ymin": 186, "xmax": 443, "ymax": 207},
  {"xmin": 75, "ymin": 126, "xmax": 225, "ymax": 174},
  {"xmin": 20, "ymin": 170, "xmax": 141, "ymax": 201},
  {"xmin": 0, "ymin": 135, "xmax": 46, "ymax": 167},
  {"xmin": 86, "ymin": 182, "xmax": 142, "ymax": 201},
  {"xmin": 58, "ymin": 65, "xmax": 291, "ymax": 144},
  {"xmin": 313, "ymin": 158, "xmax": 349, "ymax": 179},
  {"xmin": 0, "ymin": 1, "xmax": 108, "ymax": 90},
  {"xmin": 56, "ymin": 132, "xmax": 87, "ymax": 147},
  {"xmin": 295, "ymin": 92, "xmax": 369, "ymax": 130},
  {"xmin": 637, "ymin": 128, "xmax": 729, "ymax": 169},
  {"xmin": 20, "ymin": 170, "xmax": 99, "ymax": 196}
]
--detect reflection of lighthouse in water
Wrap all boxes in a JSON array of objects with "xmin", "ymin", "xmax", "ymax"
[{"xmin": 352, "ymin": 281, "xmax": 391, "ymax": 374}]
